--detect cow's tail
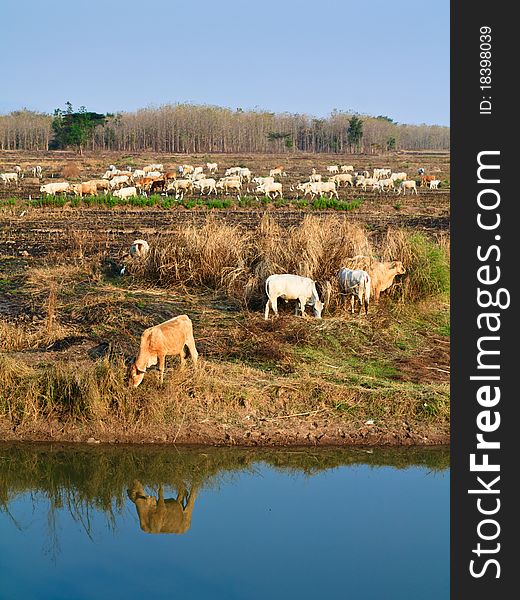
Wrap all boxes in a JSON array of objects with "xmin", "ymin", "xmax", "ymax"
[{"xmin": 361, "ymin": 273, "xmax": 371, "ymax": 313}]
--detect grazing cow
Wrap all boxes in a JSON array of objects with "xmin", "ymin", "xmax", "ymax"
[
  {"xmin": 40, "ymin": 182, "xmax": 70, "ymax": 195},
  {"xmin": 84, "ymin": 179, "xmax": 109, "ymax": 192},
  {"xmin": 340, "ymin": 165, "xmax": 354, "ymax": 173},
  {"xmin": 255, "ymin": 181, "xmax": 282, "ymax": 200},
  {"xmin": 311, "ymin": 181, "xmax": 338, "ymax": 199},
  {"xmin": 127, "ymin": 480, "xmax": 198, "ymax": 535},
  {"xmin": 429, "ymin": 179, "xmax": 441, "ymax": 189},
  {"xmin": 374, "ymin": 178, "xmax": 395, "ymax": 193},
  {"xmin": 421, "ymin": 174, "xmax": 436, "ymax": 187},
  {"xmin": 216, "ymin": 178, "xmax": 241, "ymax": 194},
  {"xmin": 109, "ymin": 175, "xmax": 131, "ymax": 189},
  {"xmin": 128, "ymin": 315, "xmax": 199, "ymax": 387},
  {"xmin": 168, "ymin": 179, "xmax": 193, "ymax": 198},
  {"xmin": 396, "ymin": 180, "xmax": 418, "ymax": 195},
  {"xmin": 253, "ymin": 176, "xmax": 275, "ymax": 187},
  {"xmin": 238, "ymin": 167, "xmax": 252, "ymax": 182},
  {"xmin": 264, "ymin": 274, "xmax": 324, "ymax": 320},
  {"xmin": 150, "ymin": 178, "xmax": 167, "ymax": 193},
  {"xmin": 163, "ymin": 171, "xmax": 177, "ymax": 183},
  {"xmin": 71, "ymin": 182, "xmax": 98, "ymax": 197},
  {"xmin": 331, "ymin": 173, "xmax": 353, "ymax": 187},
  {"xmin": 390, "ymin": 172, "xmax": 407, "ymax": 182},
  {"xmin": 130, "ymin": 239, "xmax": 150, "ymax": 257},
  {"xmin": 1, "ymin": 172, "xmax": 18, "ymax": 185},
  {"xmin": 269, "ymin": 166, "xmax": 287, "ymax": 178},
  {"xmin": 143, "ymin": 164, "xmax": 164, "ymax": 173},
  {"xmin": 327, "ymin": 165, "xmax": 339, "ymax": 174},
  {"xmin": 31, "ymin": 165, "xmax": 43, "ymax": 178},
  {"xmin": 224, "ymin": 167, "xmax": 242, "ymax": 177},
  {"xmin": 193, "ymin": 178, "xmax": 217, "ymax": 195},
  {"xmin": 368, "ymin": 260, "xmax": 406, "ymax": 302},
  {"xmin": 134, "ymin": 177, "xmax": 155, "ymax": 193},
  {"xmin": 206, "ymin": 162, "xmax": 218, "ymax": 173},
  {"xmin": 113, "ymin": 186, "xmax": 138, "ymax": 199},
  {"xmin": 337, "ymin": 268, "xmax": 371, "ymax": 314}
]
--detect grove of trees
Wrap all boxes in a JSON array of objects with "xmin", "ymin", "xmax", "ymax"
[{"xmin": 0, "ymin": 104, "xmax": 449, "ymax": 154}]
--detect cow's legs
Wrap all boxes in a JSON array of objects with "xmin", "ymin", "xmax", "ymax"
[
  {"xmin": 158, "ymin": 354, "xmax": 166, "ymax": 383},
  {"xmin": 299, "ymin": 297, "xmax": 307, "ymax": 317}
]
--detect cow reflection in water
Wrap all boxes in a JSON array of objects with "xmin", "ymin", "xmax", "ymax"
[{"xmin": 127, "ymin": 480, "xmax": 198, "ymax": 534}]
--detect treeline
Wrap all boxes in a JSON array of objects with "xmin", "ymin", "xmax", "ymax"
[{"xmin": 0, "ymin": 105, "xmax": 449, "ymax": 153}]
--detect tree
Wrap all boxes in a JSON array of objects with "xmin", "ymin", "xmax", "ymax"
[
  {"xmin": 51, "ymin": 103, "xmax": 106, "ymax": 154},
  {"xmin": 347, "ymin": 115, "xmax": 363, "ymax": 151},
  {"xmin": 387, "ymin": 136, "xmax": 396, "ymax": 151}
]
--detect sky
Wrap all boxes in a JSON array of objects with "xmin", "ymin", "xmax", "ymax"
[{"xmin": 0, "ymin": 0, "xmax": 449, "ymax": 126}]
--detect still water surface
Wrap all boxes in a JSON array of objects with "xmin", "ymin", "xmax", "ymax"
[{"xmin": 0, "ymin": 444, "xmax": 449, "ymax": 600}]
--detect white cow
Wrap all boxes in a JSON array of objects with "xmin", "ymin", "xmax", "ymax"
[
  {"xmin": 193, "ymin": 178, "xmax": 217, "ymax": 195},
  {"xmin": 396, "ymin": 180, "xmax": 418, "ymax": 195},
  {"xmin": 130, "ymin": 239, "xmax": 150, "ymax": 257},
  {"xmin": 264, "ymin": 274, "xmax": 324, "ymax": 320},
  {"xmin": 0, "ymin": 172, "xmax": 18, "ymax": 185},
  {"xmin": 337, "ymin": 268, "xmax": 371, "ymax": 314},
  {"xmin": 113, "ymin": 186, "xmax": 137, "ymax": 199},
  {"xmin": 40, "ymin": 182, "xmax": 70, "ymax": 195},
  {"xmin": 109, "ymin": 175, "xmax": 131, "ymax": 189}
]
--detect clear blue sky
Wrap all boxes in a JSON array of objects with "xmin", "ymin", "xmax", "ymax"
[{"xmin": 0, "ymin": 0, "xmax": 449, "ymax": 125}]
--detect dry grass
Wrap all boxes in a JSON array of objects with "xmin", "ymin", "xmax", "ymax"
[{"xmin": 61, "ymin": 163, "xmax": 81, "ymax": 179}]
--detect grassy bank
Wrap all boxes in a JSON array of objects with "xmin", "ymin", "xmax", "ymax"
[{"xmin": 0, "ymin": 214, "xmax": 449, "ymax": 445}]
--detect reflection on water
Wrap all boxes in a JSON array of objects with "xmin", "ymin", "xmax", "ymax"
[
  {"xmin": 128, "ymin": 480, "xmax": 198, "ymax": 534},
  {"xmin": 0, "ymin": 444, "xmax": 449, "ymax": 599}
]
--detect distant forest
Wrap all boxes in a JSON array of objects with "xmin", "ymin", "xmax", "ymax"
[{"xmin": 0, "ymin": 104, "xmax": 450, "ymax": 154}]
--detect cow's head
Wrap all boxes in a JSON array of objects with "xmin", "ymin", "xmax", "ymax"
[
  {"xmin": 392, "ymin": 261, "xmax": 406, "ymax": 275},
  {"xmin": 312, "ymin": 299, "xmax": 324, "ymax": 319},
  {"xmin": 128, "ymin": 361, "xmax": 146, "ymax": 387}
]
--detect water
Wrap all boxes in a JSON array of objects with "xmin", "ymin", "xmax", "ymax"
[{"xmin": 0, "ymin": 444, "xmax": 449, "ymax": 600}]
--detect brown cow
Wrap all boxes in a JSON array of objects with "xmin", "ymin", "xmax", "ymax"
[
  {"xmin": 421, "ymin": 175, "xmax": 436, "ymax": 187},
  {"xmin": 128, "ymin": 315, "xmax": 198, "ymax": 387},
  {"xmin": 71, "ymin": 182, "xmax": 98, "ymax": 197},
  {"xmin": 368, "ymin": 260, "xmax": 406, "ymax": 301}
]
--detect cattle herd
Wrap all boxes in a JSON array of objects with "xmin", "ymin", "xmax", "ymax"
[
  {"xmin": 1, "ymin": 158, "xmax": 426, "ymax": 388},
  {"xmin": 0, "ymin": 161, "xmax": 442, "ymax": 200},
  {"xmin": 125, "ymin": 237, "xmax": 406, "ymax": 387}
]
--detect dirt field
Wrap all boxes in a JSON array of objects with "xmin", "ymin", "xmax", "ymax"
[{"xmin": 0, "ymin": 150, "xmax": 450, "ymax": 446}]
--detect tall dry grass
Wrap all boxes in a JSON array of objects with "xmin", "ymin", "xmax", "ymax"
[{"xmin": 135, "ymin": 214, "xmax": 449, "ymax": 309}]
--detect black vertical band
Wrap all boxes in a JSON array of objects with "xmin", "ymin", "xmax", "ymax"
[{"xmin": 451, "ymin": 2, "xmax": 515, "ymax": 597}]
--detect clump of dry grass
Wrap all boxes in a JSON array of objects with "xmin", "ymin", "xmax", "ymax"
[
  {"xmin": 0, "ymin": 354, "xmax": 132, "ymax": 424},
  {"xmin": 0, "ymin": 321, "xmax": 30, "ymax": 351},
  {"xmin": 61, "ymin": 163, "xmax": 81, "ymax": 179},
  {"xmin": 145, "ymin": 216, "xmax": 251, "ymax": 290}
]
